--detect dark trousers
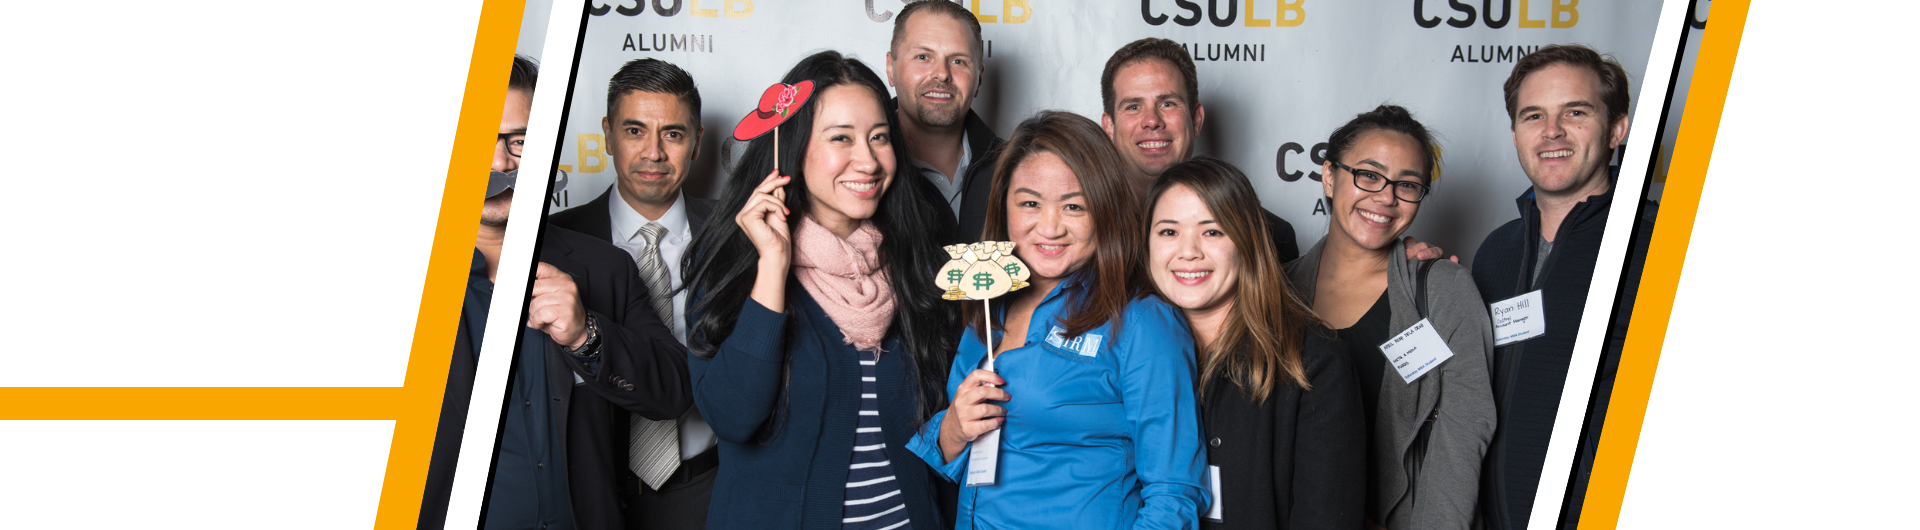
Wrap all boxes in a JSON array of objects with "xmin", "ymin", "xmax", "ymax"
[{"xmin": 623, "ymin": 456, "xmax": 716, "ymax": 530}]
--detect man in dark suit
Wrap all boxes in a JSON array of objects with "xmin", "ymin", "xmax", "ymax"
[
  {"xmin": 421, "ymin": 54, "xmax": 691, "ymax": 530},
  {"xmin": 545, "ymin": 58, "xmax": 717, "ymax": 530}
]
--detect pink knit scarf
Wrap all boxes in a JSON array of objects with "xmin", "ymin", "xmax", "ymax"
[{"xmin": 792, "ymin": 215, "xmax": 894, "ymax": 352}]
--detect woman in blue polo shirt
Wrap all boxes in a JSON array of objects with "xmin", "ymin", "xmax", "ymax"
[{"xmin": 909, "ymin": 111, "xmax": 1209, "ymax": 530}]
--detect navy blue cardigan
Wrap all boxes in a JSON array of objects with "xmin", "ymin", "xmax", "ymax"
[{"xmin": 687, "ymin": 282, "xmax": 944, "ymax": 530}]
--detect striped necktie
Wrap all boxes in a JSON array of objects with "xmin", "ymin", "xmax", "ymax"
[{"xmin": 629, "ymin": 222, "xmax": 681, "ymax": 490}]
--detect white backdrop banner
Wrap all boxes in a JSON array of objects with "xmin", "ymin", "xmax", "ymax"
[{"xmin": 546, "ymin": 0, "xmax": 1663, "ymax": 261}]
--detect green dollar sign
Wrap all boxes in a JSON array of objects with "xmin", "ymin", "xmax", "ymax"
[
  {"xmin": 946, "ymin": 269, "xmax": 963, "ymax": 284},
  {"xmin": 972, "ymin": 271, "xmax": 995, "ymax": 290},
  {"xmin": 1003, "ymin": 262, "xmax": 1022, "ymax": 276}
]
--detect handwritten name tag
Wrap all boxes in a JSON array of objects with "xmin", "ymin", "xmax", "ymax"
[
  {"xmin": 1490, "ymin": 290, "xmax": 1546, "ymax": 347},
  {"xmin": 1378, "ymin": 318, "xmax": 1454, "ymax": 384}
]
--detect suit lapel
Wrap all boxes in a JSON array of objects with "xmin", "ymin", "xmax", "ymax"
[{"xmin": 686, "ymin": 197, "xmax": 715, "ymax": 235}]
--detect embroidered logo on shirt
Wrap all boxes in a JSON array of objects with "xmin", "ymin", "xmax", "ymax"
[{"xmin": 1045, "ymin": 326, "xmax": 1104, "ymax": 358}]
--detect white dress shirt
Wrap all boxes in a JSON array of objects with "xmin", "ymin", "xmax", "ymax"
[{"xmin": 608, "ymin": 186, "xmax": 717, "ymax": 460}]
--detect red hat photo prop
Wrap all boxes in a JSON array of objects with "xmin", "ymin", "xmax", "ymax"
[{"xmin": 733, "ymin": 80, "xmax": 815, "ymax": 141}]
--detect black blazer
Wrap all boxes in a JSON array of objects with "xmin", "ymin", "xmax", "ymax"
[
  {"xmin": 1200, "ymin": 325, "xmax": 1366, "ymax": 530},
  {"xmin": 1262, "ymin": 207, "xmax": 1302, "ymax": 264},
  {"xmin": 421, "ymin": 226, "xmax": 692, "ymax": 530},
  {"xmin": 548, "ymin": 184, "xmax": 718, "ymax": 244}
]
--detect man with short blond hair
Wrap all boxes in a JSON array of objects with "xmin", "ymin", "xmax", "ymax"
[{"xmin": 886, "ymin": 0, "xmax": 1003, "ymax": 242}]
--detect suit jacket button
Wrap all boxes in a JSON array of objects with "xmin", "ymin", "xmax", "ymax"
[{"xmin": 1209, "ymin": 437, "xmax": 1222, "ymax": 448}]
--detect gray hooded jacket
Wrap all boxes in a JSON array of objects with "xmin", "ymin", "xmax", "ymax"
[{"xmin": 1287, "ymin": 237, "xmax": 1497, "ymax": 530}]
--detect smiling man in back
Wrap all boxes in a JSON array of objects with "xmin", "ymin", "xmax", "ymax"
[{"xmin": 885, "ymin": 0, "xmax": 1002, "ymax": 242}]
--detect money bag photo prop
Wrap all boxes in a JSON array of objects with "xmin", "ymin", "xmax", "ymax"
[
  {"xmin": 936, "ymin": 244, "xmax": 969, "ymax": 300},
  {"xmin": 960, "ymin": 243, "xmax": 1012, "ymax": 300}
]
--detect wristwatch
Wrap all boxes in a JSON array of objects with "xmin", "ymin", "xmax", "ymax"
[{"xmin": 566, "ymin": 314, "xmax": 601, "ymax": 355}]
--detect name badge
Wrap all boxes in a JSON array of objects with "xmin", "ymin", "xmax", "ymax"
[
  {"xmin": 1205, "ymin": 465, "xmax": 1224, "ymax": 522},
  {"xmin": 1378, "ymin": 318, "xmax": 1454, "ymax": 384},
  {"xmin": 965, "ymin": 425, "xmax": 1001, "ymax": 486},
  {"xmin": 1490, "ymin": 290, "xmax": 1547, "ymax": 347},
  {"xmin": 965, "ymin": 360, "xmax": 1002, "ymax": 487}
]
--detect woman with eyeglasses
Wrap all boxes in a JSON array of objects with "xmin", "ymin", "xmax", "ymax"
[{"xmin": 1284, "ymin": 105, "xmax": 1495, "ymax": 530}]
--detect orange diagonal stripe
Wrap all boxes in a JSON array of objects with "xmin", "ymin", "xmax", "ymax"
[{"xmin": 1578, "ymin": 1, "xmax": 1751, "ymax": 528}]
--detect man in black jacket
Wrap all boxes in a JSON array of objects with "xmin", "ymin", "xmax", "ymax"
[
  {"xmin": 1471, "ymin": 44, "xmax": 1656, "ymax": 530},
  {"xmin": 420, "ymin": 55, "xmax": 692, "ymax": 530},
  {"xmin": 884, "ymin": 0, "xmax": 1002, "ymax": 243}
]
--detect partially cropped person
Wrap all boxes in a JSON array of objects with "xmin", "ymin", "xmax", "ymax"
[
  {"xmin": 1146, "ymin": 156, "xmax": 1366, "ymax": 530},
  {"xmin": 909, "ymin": 110, "xmax": 1209, "ymax": 530},
  {"xmin": 681, "ymin": 50, "xmax": 958, "ymax": 530},
  {"xmin": 1284, "ymin": 105, "xmax": 1495, "ymax": 530}
]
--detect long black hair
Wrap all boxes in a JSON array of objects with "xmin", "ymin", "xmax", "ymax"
[{"xmin": 682, "ymin": 50, "xmax": 959, "ymax": 432}]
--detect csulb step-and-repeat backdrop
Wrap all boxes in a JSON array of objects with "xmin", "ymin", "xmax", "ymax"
[{"xmin": 543, "ymin": 0, "xmax": 1664, "ymax": 263}]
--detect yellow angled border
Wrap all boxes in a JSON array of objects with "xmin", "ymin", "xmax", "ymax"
[
  {"xmin": 0, "ymin": 0, "xmax": 526, "ymax": 528},
  {"xmin": 379, "ymin": 0, "xmax": 527, "ymax": 526},
  {"xmin": 1577, "ymin": 1, "xmax": 1750, "ymax": 528}
]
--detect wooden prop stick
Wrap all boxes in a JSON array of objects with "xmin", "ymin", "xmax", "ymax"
[
  {"xmin": 774, "ymin": 131, "xmax": 783, "ymax": 201},
  {"xmin": 984, "ymin": 298, "xmax": 995, "ymax": 371}
]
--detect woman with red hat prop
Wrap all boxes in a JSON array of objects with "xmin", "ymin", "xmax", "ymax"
[{"xmin": 682, "ymin": 50, "xmax": 960, "ymax": 530}]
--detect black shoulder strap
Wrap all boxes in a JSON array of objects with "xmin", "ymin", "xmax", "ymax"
[{"xmin": 1415, "ymin": 258, "xmax": 1440, "ymax": 320}]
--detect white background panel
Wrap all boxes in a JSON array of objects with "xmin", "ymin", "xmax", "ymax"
[
  {"xmin": 0, "ymin": 1, "xmax": 483, "ymax": 386},
  {"xmin": 0, "ymin": 420, "xmax": 394, "ymax": 528},
  {"xmin": 1618, "ymin": 2, "xmax": 1920, "ymax": 526}
]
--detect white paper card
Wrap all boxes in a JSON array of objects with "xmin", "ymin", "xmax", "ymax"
[
  {"xmin": 1490, "ymin": 290, "xmax": 1547, "ymax": 347},
  {"xmin": 1205, "ymin": 464, "xmax": 1224, "ymax": 522},
  {"xmin": 965, "ymin": 427, "xmax": 1000, "ymax": 486},
  {"xmin": 965, "ymin": 359, "xmax": 1001, "ymax": 487},
  {"xmin": 1378, "ymin": 318, "xmax": 1454, "ymax": 384}
]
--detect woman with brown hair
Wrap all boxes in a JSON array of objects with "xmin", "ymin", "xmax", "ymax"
[
  {"xmin": 1144, "ymin": 156, "xmax": 1366, "ymax": 529},
  {"xmin": 908, "ymin": 110, "xmax": 1209, "ymax": 530}
]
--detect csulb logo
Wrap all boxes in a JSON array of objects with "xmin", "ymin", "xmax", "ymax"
[
  {"xmin": 591, "ymin": 0, "xmax": 752, "ymax": 18},
  {"xmin": 1413, "ymin": 0, "xmax": 1577, "ymax": 29},
  {"xmin": 1142, "ymin": 0, "xmax": 1305, "ymax": 27},
  {"xmin": 866, "ymin": 0, "xmax": 1031, "ymax": 24},
  {"xmin": 1275, "ymin": 140, "xmax": 1328, "ymax": 183}
]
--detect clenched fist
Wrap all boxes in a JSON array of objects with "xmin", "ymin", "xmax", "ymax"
[{"xmin": 527, "ymin": 262, "xmax": 590, "ymax": 350}]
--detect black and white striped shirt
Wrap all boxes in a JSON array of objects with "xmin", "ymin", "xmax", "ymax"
[{"xmin": 841, "ymin": 348, "xmax": 911, "ymax": 530}]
